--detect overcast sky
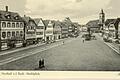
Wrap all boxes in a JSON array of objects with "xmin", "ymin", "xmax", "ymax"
[{"xmin": 0, "ymin": 0, "xmax": 120, "ymax": 24}]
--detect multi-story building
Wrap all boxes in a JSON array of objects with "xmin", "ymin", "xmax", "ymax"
[
  {"xmin": 64, "ymin": 17, "xmax": 74, "ymax": 37},
  {"xmin": 23, "ymin": 16, "xmax": 37, "ymax": 46},
  {"xmin": 53, "ymin": 21, "xmax": 62, "ymax": 40},
  {"xmin": 0, "ymin": 6, "xmax": 24, "ymax": 50},
  {"xmin": 61, "ymin": 22, "xmax": 68, "ymax": 38},
  {"xmin": 86, "ymin": 20, "xmax": 100, "ymax": 33},
  {"xmin": 44, "ymin": 20, "xmax": 54, "ymax": 42},
  {"xmin": 34, "ymin": 18, "xmax": 45, "ymax": 43},
  {"xmin": 73, "ymin": 23, "xmax": 80, "ymax": 37},
  {"xmin": 104, "ymin": 19, "xmax": 116, "ymax": 39},
  {"xmin": 103, "ymin": 18, "xmax": 120, "ymax": 42}
]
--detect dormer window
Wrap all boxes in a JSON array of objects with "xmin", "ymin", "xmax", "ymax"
[
  {"xmin": 0, "ymin": 14, "xmax": 2, "ymax": 18},
  {"xmin": 14, "ymin": 15, "xmax": 19, "ymax": 20},
  {"xmin": 7, "ymin": 15, "xmax": 10, "ymax": 19},
  {"xmin": 5, "ymin": 13, "xmax": 11, "ymax": 19}
]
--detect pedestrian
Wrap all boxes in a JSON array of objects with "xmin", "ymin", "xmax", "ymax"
[
  {"xmin": 63, "ymin": 41, "xmax": 64, "ymax": 44},
  {"xmin": 39, "ymin": 59, "xmax": 42, "ymax": 68},
  {"xmin": 119, "ymin": 46, "xmax": 120, "ymax": 54},
  {"xmin": 82, "ymin": 38, "xmax": 85, "ymax": 43},
  {"xmin": 39, "ymin": 58, "xmax": 45, "ymax": 68}
]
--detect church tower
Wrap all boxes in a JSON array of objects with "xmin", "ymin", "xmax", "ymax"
[{"xmin": 99, "ymin": 9, "xmax": 105, "ymax": 30}]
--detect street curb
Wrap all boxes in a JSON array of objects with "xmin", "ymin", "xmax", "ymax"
[
  {"xmin": 96, "ymin": 33, "xmax": 120, "ymax": 55},
  {"xmin": 0, "ymin": 38, "xmax": 70, "ymax": 56},
  {"xmin": 0, "ymin": 43, "xmax": 46, "ymax": 56},
  {"xmin": 0, "ymin": 38, "xmax": 77, "ymax": 66},
  {"xmin": 104, "ymin": 42, "xmax": 120, "ymax": 55}
]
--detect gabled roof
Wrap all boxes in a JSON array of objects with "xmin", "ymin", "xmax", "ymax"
[
  {"xmin": 60, "ymin": 22, "xmax": 69, "ymax": 28},
  {"xmin": 34, "ymin": 18, "xmax": 43, "ymax": 25},
  {"xmin": 0, "ymin": 10, "xmax": 23, "ymax": 21},
  {"xmin": 34, "ymin": 18, "xmax": 40, "ymax": 25},
  {"xmin": 43, "ymin": 20, "xmax": 49, "ymax": 27},
  {"xmin": 47, "ymin": 20, "xmax": 55, "ymax": 27},
  {"xmin": 53, "ymin": 21, "xmax": 62, "ymax": 28},
  {"xmin": 34, "ymin": 18, "xmax": 45, "ymax": 29},
  {"xmin": 22, "ymin": 16, "xmax": 37, "ymax": 26},
  {"xmin": 86, "ymin": 20, "xmax": 99, "ymax": 28},
  {"xmin": 105, "ymin": 19, "xmax": 116, "ymax": 26}
]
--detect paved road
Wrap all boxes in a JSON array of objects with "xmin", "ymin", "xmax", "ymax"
[{"xmin": 0, "ymin": 34, "xmax": 120, "ymax": 71}]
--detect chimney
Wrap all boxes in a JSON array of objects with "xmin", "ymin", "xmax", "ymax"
[
  {"xmin": 6, "ymin": 6, "xmax": 8, "ymax": 12},
  {"xmin": 24, "ymin": 15, "xmax": 26, "ymax": 17}
]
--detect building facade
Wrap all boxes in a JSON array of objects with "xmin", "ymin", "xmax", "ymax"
[
  {"xmin": 103, "ymin": 18, "xmax": 120, "ymax": 42},
  {"xmin": 61, "ymin": 22, "xmax": 68, "ymax": 38},
  {"xmin": 34, "ymin": 18, "xmax": 45, "ymax": 42},
  {"xmin": 63, "ymin": 17, "xmax": 74, "ymax": 37},
  {"xmin": 0, "ymin": 6, "xmax": 24, "ymax": 50},
  {"xmin": 44, "ymin": 20, "xmax": 54, "ymax": 42},
  {"xmin": 104, "ymin": 19, "xmax": 116, "ymax": 39},
  {"xmin": 23, "ymin": 16, "xmax": 37, "ymax": 46},
  {"xmin": 53, "ymin": 21, "xmax": 62, "ymax": 40},
  {"xmin": 73, "ymin": 23, "xmax": 80, "ymax": 37},
  {"xmin": 86, "ymin": 20, "xmax": 100, "ymax": 33}
]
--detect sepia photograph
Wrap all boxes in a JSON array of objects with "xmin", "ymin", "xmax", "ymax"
[
  {"xmin": 1, "ymin": 78, "xmax": 120, "ymax": 80},
  {"xmin": 0, "ymin": 0, "xmax": 120, "ymax": 71}
]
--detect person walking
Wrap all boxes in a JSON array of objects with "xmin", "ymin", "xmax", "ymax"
[
  {"xmin": 82, "ymin": 38, "xmax": 85, "ymax": 43},
  {"xmin": 63, "ymin": 41, "xmax": 65, "ymax": 44}
]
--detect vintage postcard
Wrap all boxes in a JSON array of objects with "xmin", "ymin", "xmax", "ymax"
[{"xmin": 0, "ymin": 0, "xmax": 120, "ymax": 78}]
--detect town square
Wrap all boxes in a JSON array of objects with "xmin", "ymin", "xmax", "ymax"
[{"xmin": 0, "ymin": 0, "xmax": 120, "ymax": 71}]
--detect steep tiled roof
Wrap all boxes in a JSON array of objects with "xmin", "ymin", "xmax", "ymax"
[
  {"xmin": 34, "ymin": 18, "xmax": 43, "ymax": 25},
  {"xmin": 43, "ymin": 20, "xmax": 49, "ymax": 27},
  {"xmin": 0, "ymin": 10, "xmax": 23, "ymax": 21},
  {"xmin": 60, "ymin": 22, "xmax": 69, "ymax": 28},
  {"xmin": 22, "ymin": 16, "xmax": 37, "ymax": 27},
  {"xmin": 42, "ymin": 20, "xmax": 50, "ymax": 30},
  {"xmin": 53, "ymin": 21, "xmax": 62, "ymax": 28},
  {"xmin": 22, "ymin": 16, "xmax": 31, "ymax": 23},
  {"xmin": 34, "ymin": 18, "xmax": 40, "ymax": 25},
  {"xmin": 34, "ymin": 18, "xmax": 45, "ymax": 29},
  {"xmin": 105, "ymin": 19, "xmax": 116, "ymax": 26},
  {"xmin": 86, "ymin": 20, "xmax": 99, "ymax": 28}
]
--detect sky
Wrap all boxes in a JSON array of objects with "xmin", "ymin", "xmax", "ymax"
[{"xmin": 0, "ymin": 0, "xmax": 120, "ymax": 24}]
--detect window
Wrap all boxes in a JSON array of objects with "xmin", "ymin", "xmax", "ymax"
[
  {"xmin": 0, "ymin": 14, "xmax": 2, "ymax": 18},
  {"xmin": 20, "ymin": 23, "xmax": 23, "ymax": 28},
  {"xmin": 7, "ymin": 32, "xmax": 11, "ymax": 38},
  {"xmin": 7, "ymin": 15, "xmax": 10, "ymax": 19},
  {"xmin": 15, "ymin": 16, "xmax": 19, "ymax": 20},
  {"xmin": 20, "ymin": 31, "xmax": 23, "ymax": 37},
  {"xmin": 16, "ymin": 31, "xmax": 19, "ymax": 36},
  {"xmin": 5, "ymin": 15, "xmax": 11, "ymax": 19},
  {"xmin": 12, "ymin": 23, "xmax": 15, "ymax": 28},
  {"xmin": 2, "ymin": 32, "xmax": 6, "ymax": 38},
  {"xmin": 37, "ymin": 32, "xmax": 43, "ymax": 35},
  {"xmin": 16, "ymin": 23, "xmax": 19, "ymax": 27},
  {"xmin": 37, "ymin": 26, "xmax": 44, "ymax": 29},
  {"xmin": 2, "ymin": 22, "xmax": 6, "ymax": 28},
  {"xmin": 48, "ymin": 26, "xmax": 52, "ymax": 28},
  {"xmin": 7, "ymin": 23, "xmax": 11, "ymax": 27},
  {"xmin": 12, "ymin": 31, "xmax": 15, "ymax": 37},
  {"xmin": 31, "ymin": 26, "xmax": 34, "ymax": 29}
]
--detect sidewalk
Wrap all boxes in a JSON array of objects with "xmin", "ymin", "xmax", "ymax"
[
  {"xmin": 0, "ymin": 38, "xmax": 71, "ymax": 56},
  {"xmin": 0, "ymin": 43, "xmax": 46, "ymax": 56},
  {"xmin": 97, "ymin": 33, "xmax": 120, "ymax": 54}
]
